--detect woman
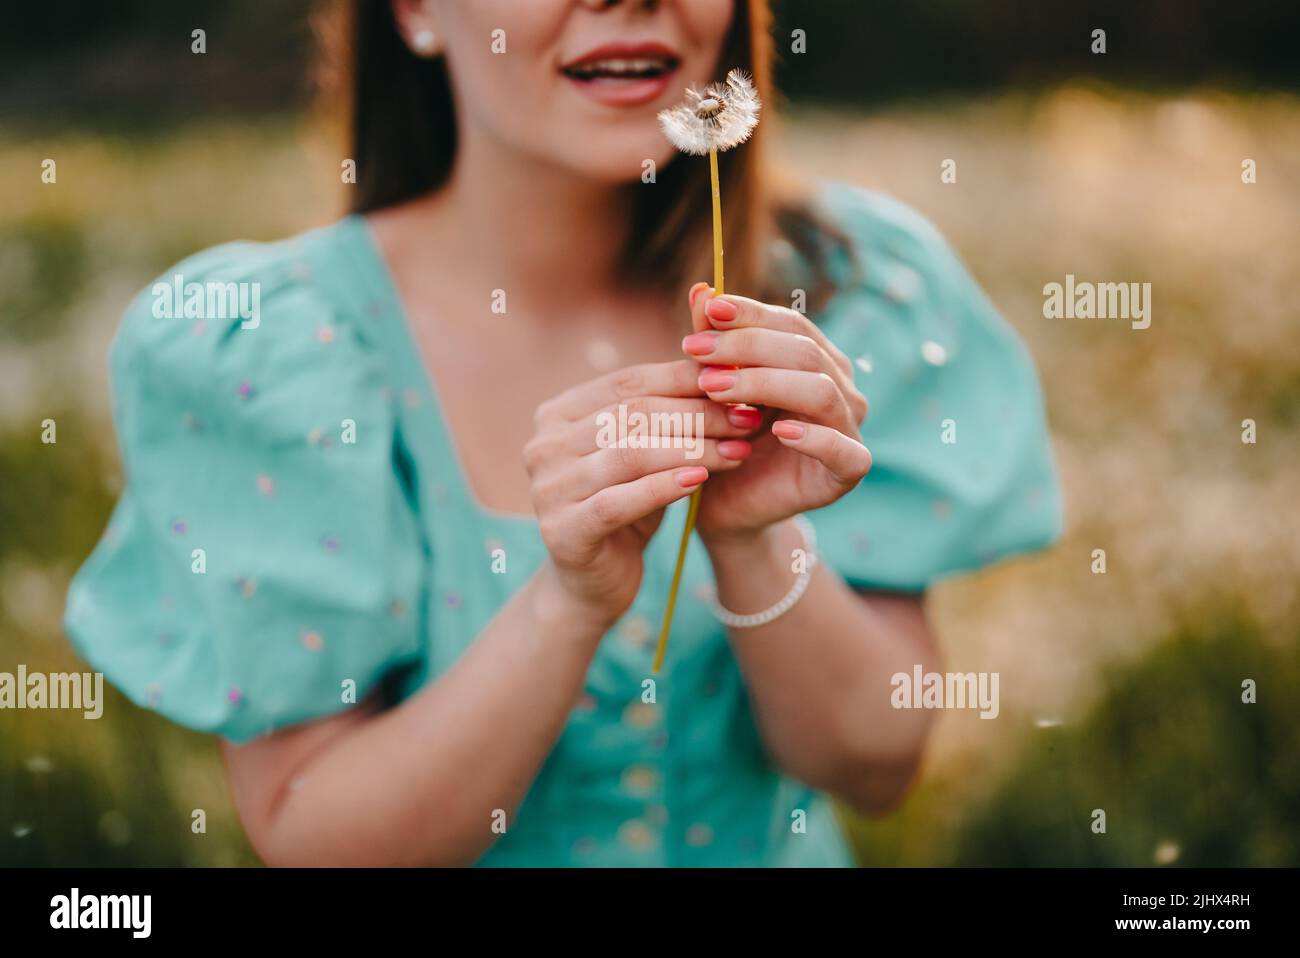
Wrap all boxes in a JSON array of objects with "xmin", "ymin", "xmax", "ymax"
[{"xmin": 65, "ymin": 0, "xmax": 1061, "ymax": 867}]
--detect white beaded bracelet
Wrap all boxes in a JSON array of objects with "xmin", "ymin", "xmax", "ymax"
[{"xmin": 709, "ymin": 515, "xmax": 819, "ymax": 629}]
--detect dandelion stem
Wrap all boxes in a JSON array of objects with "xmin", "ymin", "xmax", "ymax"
[
  {"xmin": 653, "ymin": 147, "xmax": 724, "ymax": 674},
  {"xmin": 653, "ymin": 481, "xmax": 700, "ymax": 673},
  {"xmin": 709, "ymin": 147, "xmax": 725, "ymax": 296}
]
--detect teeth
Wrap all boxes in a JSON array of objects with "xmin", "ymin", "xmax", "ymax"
[{"xmin": 566, "ymin": 57, "xmax": 673, "ymax": 78}]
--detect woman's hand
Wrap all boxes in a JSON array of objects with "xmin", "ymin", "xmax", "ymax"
[
  {"xmin": 679, "ymin": 286, "xmax": 873, "ymax": 544},
  {"xmin": 525, "ymin": 360, "xmax": 754, "ymax": 625}
]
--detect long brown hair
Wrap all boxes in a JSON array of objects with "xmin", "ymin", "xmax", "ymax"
[{"xmin": 315, "ymin": 0, "xmax": 843, "ymax": 309}]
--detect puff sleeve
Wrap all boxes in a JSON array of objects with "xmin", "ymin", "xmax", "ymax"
[
  {"xmin": 64, "ymin": 240, "xmax": 427, "ymax": 742},
  {"xmin": 806, "ymin": 184, "xmax": 1063, "ymax": 590}
]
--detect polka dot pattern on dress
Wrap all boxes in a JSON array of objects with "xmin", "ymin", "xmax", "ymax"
[{"xmin": 921, "ymin": 340, "xmax": 949, "ymax": 366}]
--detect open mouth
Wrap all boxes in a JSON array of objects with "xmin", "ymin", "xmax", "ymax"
[
  {"xmin": 561, "ymin": 55, "xmax": 680, "ymax": 82},
  {"xmin": 559, "ymin": 42, "xmax": 682, "ymax": 106}
]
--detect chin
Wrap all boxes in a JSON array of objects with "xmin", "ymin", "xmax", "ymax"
[{"xmin": 562, "ymin": 140, "xmax": 682, "ymax": 186}]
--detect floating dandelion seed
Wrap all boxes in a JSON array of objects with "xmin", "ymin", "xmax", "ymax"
[
  {"xmin": 652, "ymin": 69, "xmax": 762, "ymax": 675},
  {"xmin": 24, "ymin": 755, "xmax": 53, "ymax": 774}
]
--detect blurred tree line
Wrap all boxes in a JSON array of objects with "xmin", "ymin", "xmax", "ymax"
[{"xmin": 1, "ymin": 0, "xmax": 1297, "ymax": 125}]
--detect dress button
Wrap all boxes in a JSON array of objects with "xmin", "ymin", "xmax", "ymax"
[
  {"xmin": 645, "ymin": 804, "xmax": 669, "ymax": 826},
  {"xmin": 622, "ymin": 702, "xmax": 659, "ymax": 728},
  {"xmin": 618, "ymin": 820, "xmax": 655, "ymax": 850},
  {"xmin": 685, "ymin": 823, "xmax": 714, "ymax": 847},
  {"xmin": 620, "ymin": 765, "xmax": 660, "ymax": 795}
]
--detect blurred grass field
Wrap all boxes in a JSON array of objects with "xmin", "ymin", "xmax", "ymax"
[{"xmin": 2, "ymin": 83, "xmax": 1298, "ymax": 865}]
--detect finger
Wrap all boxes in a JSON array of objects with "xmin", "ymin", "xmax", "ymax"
[
  {"xmin": 683, "ymin": 326, "xmax": 835, "ymax": 377},
  {"xmin": 578, "ymin": 466, "xmax": 709, "ymax": 540},
  {"xmin": 689, "ymin": 283, "xmax": 714, "ymax": 335},
  {"xmin": 771, "ymin": 420, "xmax": 873, "ymax": 486},
  {"xmin": 697, "ymin": 365, "xmax": 854, "ymax": 428},
  {"xmin": 525, "ymin": 399, "xmax": 754, "ymax": 475},
  {"xmin": 564, "ymin": 438, "xmax": 749, "ymax": 502},
  {"xmin": 532, "ymin": 437, "xmax": 748, "ymax": 508},
  {"xmin": 687, "ymin": 281, "xmax": 712, "ymax": 334},
  {"xmin": 688, "ymin": 286, "xmax": 776, "ymax": 428},
  {"xmin": 546, "ymin": 396, "xmax": 756, "ymax": 460},
  {"xmin": 693, "ymin": 292, "xmax": 862, "ymax": 418},
  {"xmin": 702, "ymin": 293, "xmax": 855, "ymax": 379},
  {"xmin": 536, "ymin": 361, "xmax": 705, "ymax": 426}
]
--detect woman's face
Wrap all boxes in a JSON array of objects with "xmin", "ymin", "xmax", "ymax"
[{"xmin": 397, "ymin": 0, "xmax": 735, "ymax": 183}]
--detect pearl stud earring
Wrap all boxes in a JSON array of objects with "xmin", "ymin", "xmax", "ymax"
[{"xmin": 412, "ymin": 29, "xmax": 436, "ymax": 55}]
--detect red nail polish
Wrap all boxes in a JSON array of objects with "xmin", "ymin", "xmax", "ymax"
[
  {"xmin": 705, "ymin": 298, "xmax": 739, "ymax": 323},
  {"xmin": 698, "ymin": 369, "xmax": 737, "ymax": 392},
  {"xmin": 718, "ymin": 439, "xmax": 752, "ymax": 460},
  {"xmin": 682, "ymin": 331, "xmax": 719, "ymax": 356},
  {"xmin": 676, "ymin": 466, "xmax": 708, "ymax": 488},
  {"xmin": 772, "ymin": 420, "xmax": 805, "ymax": 440},
  {"xmin": 726, "ymin": 406, "xmax": 763, "ymax": 428}
]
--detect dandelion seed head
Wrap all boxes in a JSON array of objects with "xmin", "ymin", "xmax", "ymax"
[
  {"xmin": 658, "ymin": 68, "xmax": 761, "ymax": 155},
  {"xmin": 697, "ymin": 97, "xmax": 723, "ymax": 118}
]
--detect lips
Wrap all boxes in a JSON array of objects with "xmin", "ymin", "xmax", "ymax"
[{"xmin": 560, "ymin": 41, "xmax": 681, "ymax": 107}]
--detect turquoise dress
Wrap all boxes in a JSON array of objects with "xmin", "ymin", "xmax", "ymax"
[{"xmin": 65, "ymin": 182, "xmax": 1062, "ymax": 867}]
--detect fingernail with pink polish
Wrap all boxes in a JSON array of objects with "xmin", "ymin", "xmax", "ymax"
[
  {"xmin": 676, "ymin": 466, "xmax": 709, "ymax": 488},
  {"xmin": 718, "ymin": 439, "xmax": 752, "ymax": 460},
  {"xmin": 726, "ymin": 405, "xmax": 763, "ymax": 429},
  {"xmin": 705, "ymin": 298, "xmax": 739, "ymax": 323},
  {"xmin": 698, "ymin": 368, "xmax": 737, "ymax": 392},
  {"xmin": 772, "ymin": 420, "xmax": 805, "ymax": 440},
  {"xmin": 681, "ymin": 331, "xmax": 719, "ymax": 356}
]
